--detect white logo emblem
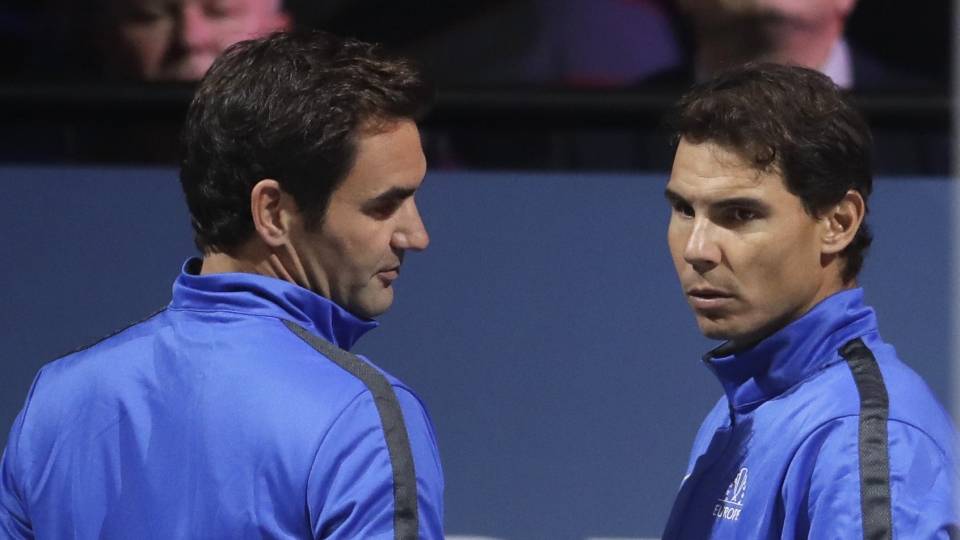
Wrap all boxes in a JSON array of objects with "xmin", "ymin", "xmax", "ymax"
[{"xmin": 712, "ymin": 467, "xmax": 747, "ymax": 521}]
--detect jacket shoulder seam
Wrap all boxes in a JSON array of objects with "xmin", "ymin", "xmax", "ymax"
[{"xmin": 55, "ymin": 307, "xmax": 167, "ymax": 360}]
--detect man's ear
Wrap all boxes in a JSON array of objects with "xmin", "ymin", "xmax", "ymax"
[
  {"xmin": 820, "ymin": 189, "xmax": 865, "ymax": 255},
  {"xmin": 250, "ymin": 179, "xmax": 295, "ymax": 248}
]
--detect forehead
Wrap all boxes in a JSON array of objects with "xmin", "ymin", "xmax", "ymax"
[
  {"xmin": 337, "ymin": 119, "xmax": 426, "ymax": 196},
  {"xmin": 667, "ymin": 139, "xmax": 790, "ymax": 202}
]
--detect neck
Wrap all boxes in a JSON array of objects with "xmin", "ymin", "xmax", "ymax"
[{"xmin": 200, "ymin": 243, "xmax": 298, "ymax": 285}]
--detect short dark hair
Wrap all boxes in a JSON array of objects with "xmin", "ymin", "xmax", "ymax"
[
  {"xmin": 180, "ymin": 31, "xmax": 431, "ymax": 254},
  {"xmin": 669, "ymin": 63, "xmax": 873, "ymax": 283}
]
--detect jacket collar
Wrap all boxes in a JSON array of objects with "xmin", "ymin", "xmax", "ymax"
[
  {"xmin": 170, "ymin": 258, "xmax": 377, "ymax": 351},
  {"xmin": 703, "ymin": 288, "xmax": 877, "ymax": 412}
]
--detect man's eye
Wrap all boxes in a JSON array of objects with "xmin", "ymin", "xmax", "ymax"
[
  {"xmin": 672, "ymin": 201, "xmax": 694, "ymax": 218},
  {"xmin": 122, "ymin": 6, "xmax": 166, "ymax": 23},
  {"xmin": 367, "ymin": 201, "xmax": 401, "ymax": 218},
  {"xmin": 204, "ymin": 0, "xmax": 239, "ymax": 18},
  {"xmin": 205, "ymin": 5, "xmax": 233, "ymax": 18},
  {"xmin": 731, "ymin": 208, "xmax": 758, "ymax": 222}
]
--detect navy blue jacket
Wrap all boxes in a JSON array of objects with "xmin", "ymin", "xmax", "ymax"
[
  {"xmin": 1, "ymin": 260, "xmax": 444, "ymax": 539},
  {"xmin": 663, "ymin": 289, "xmax": 956, "ymax": 539}
]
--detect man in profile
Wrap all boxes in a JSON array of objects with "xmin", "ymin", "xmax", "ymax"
[
  {"xmin": 661, "ymin": 63, "xmax": 956, "ymax": 537},
  {"xmin": 1, "ymin": 31, "xmax": 443, "ymax": 538}
]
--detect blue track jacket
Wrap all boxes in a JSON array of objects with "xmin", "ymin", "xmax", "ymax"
[
  {"xmin": 662, "ymin": 288, "xmax": 957, "ymax": 539},
  {"xmin": 0, "ymin": 259, "xmax": 444, "ymax": 539}
]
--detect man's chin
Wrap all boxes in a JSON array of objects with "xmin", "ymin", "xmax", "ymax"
[
  {"xmin": 697, "ymin": 316, "xmax": 777, "ymax": 351},
  {"xmin": 696, "ymin": 317, "xmax": 741, "ymax": 342},
  {"xmin": 348, "ymin": 291, "xmax": 394, "ymax": 320}
]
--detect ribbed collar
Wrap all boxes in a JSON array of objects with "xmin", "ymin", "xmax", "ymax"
[
  {"xmin": 169, "ymin": 258, "xmax": 378, "ymax": 351},
  {"xmin": 703, "ymin": 288, "xmax": 877, "ymax": 413}
]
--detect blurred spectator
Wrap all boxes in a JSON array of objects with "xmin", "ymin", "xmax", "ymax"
[
  {"xmin": 608, "ymin": 0, "xmax": 948, "ymax": 176},
  {"xmin": 680, "ymin": 0, "xmax": 854, "ymax": 85},
  {"xmin": 648, "ymin": 0, "xmax": 928, "ymax": 90},
  {"xmin": 96, "ymin": 0, "xmax": 292, "ymax": 80},
  {"xmin": 6, "ymin": 0, "xmax": 295, "ymax": 164}
]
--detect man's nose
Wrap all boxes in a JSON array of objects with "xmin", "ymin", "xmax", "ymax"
[
  {"xmin": 683, "ymin": 219, "xmax": 721, "ymax": 273},
  {"xmin": 391, "ymin": 200, "xmax": 430, "ymax": 252},
  {"xmin": 177, "ymin": 5, "xmax": 214, "ymax": 49}
]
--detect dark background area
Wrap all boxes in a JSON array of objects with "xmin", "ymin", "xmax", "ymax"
[
  {"xmin": 1, "ymin": 1, "xmax": 951, "ymax": 86},
  {"xmin": 0, "ymin": 2, "xmax": 952, "ymax": 173}
]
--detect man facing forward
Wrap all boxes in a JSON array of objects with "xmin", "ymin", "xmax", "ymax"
[
  {"xmin": 661, "ymin": 63, "xmax": 956, "ymax": 538},
  {"xmin": 0, "ymin": 32, "xmax": 442, "ymax": 539},
  {"xmin": 98, "ymin": 0, "xmax": 292, "ymax": 80}
]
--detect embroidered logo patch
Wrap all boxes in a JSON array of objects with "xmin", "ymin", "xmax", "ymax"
[{"xmin": 713, "ymin": 467, "xmax": 747, "ymax": 521}]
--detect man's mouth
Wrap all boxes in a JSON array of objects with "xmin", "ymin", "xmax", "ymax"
[
  {"xmin": 377, "ymin": 266, "xmax": 400, "ymax": 281},
  {"xmin": 686, "ymin": 287, "xmax": 735, "ymax": 310}
]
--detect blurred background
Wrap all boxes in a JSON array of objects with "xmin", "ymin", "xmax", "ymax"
[
  {"xmin": 0, "ymin": 0, "xmax": 951, "ymax": 173},
  {"xmin": 0, "ymin": 1, "xmax": 954, "ymax": 538}
]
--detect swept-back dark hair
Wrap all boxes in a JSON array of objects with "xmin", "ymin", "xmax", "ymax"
[
  {"xmin": 668, "ymin": 62, "xmax": 873, "ymax": 283},
  {"xmin": 180, "ymin": 31, "xmax": 431, "ymax": 254}
]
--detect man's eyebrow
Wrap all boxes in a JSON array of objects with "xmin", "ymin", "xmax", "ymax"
[
  {"xmin": 664, "ymin": 188, "xmax": 687, "ymax": 204},
  {"xmin": 664, "ymin": 189, "xmax": 771, "ymax": 212},
  {"xmin": 712, "ymin": 197, "xmax": 770, "ymax": 212},
  {"xmin": 369, "ymin": 186, "xmax": 417, "ymax": 203}
]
